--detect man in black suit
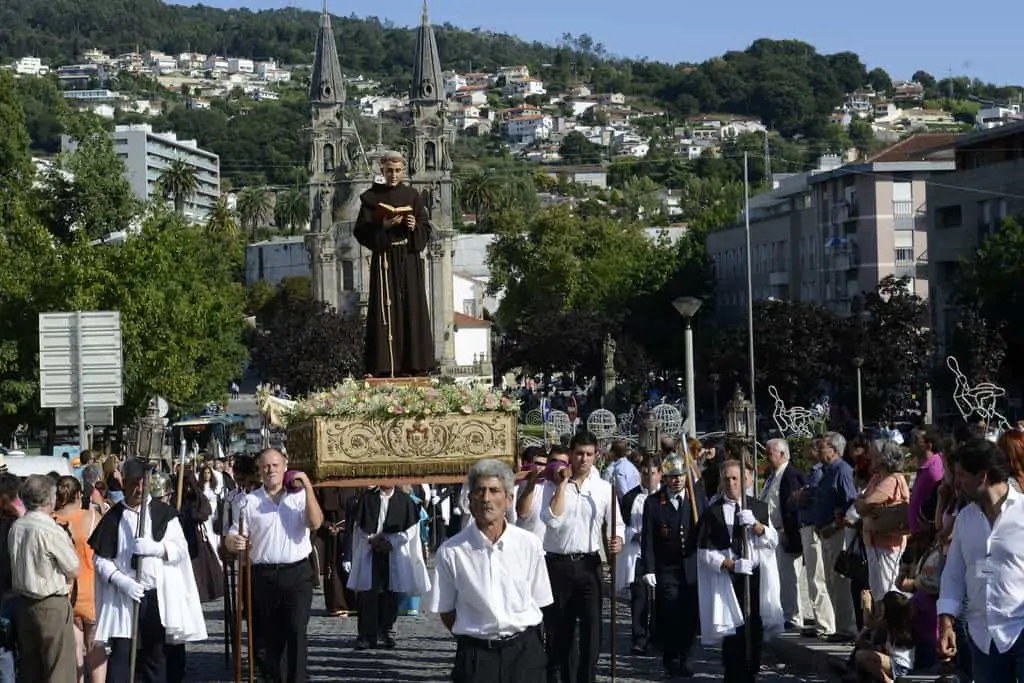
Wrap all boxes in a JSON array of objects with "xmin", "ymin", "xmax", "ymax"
[
  {"xmin": 639, "ymin": 454, "xmax": 707, "ymax": 678},
  {"xmin": 698, "ymin": 459, "xmax": 776, "ymax": 683},
  {"xmin": 761, "ymin": 438, "xmax": 808, "ymax": 628},
  {"xmin": 620, "ymin": 453, "xmax": 662, "ymax": 654}
]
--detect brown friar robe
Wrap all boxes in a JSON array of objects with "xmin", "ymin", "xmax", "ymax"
[{"xmin": 353, "ymin": 182, "xmax": 434, "ymax": 377}]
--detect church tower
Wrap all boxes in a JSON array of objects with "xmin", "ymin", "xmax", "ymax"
[
  {"xmin": 305, "ymin": 1, "xmax": 355, "ymax": 313},
  {"xmin": 408, "ymin": 0, "xmax": 457, "ymax": 371}
]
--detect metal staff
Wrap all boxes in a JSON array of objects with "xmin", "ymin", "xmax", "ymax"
[
  {"xmin": 174, "ymin": 439, "xmax": 188, "ymax": 510},
  {"xmin": 223, "ymin": 490, "xmax": 237, "ymax": 669},
  {"xmin": 737, "ymin": 455, "xmax": 752, "ymax": 661},
  {"xmin": 610, "ymin": 479, "xmax": 618, "ymax": 682},
  {"xmin": 128, "ymin": 461, "xmax": 153, "ymax": 683},
  {"xmin": 682, "ymin": 443, "xmax": 700, "ymax": 525}
]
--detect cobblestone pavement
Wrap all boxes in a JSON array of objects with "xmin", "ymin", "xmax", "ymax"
[{"xmin": 184, "ymin": 589, "xmax": 834, "ymax": 682}]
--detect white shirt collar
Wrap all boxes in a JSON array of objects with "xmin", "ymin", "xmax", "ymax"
[{"xmin": 468, "ymin": 520, "xmax": 508, "ymax": 551}]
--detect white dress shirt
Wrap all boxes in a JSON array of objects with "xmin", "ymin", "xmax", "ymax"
[
  {"xmin": 435, "ymin": 521, "xmax": 552, "ymax": 639},
  {"xmin": 515, "ymin": 480, "xmax": 547, "ymax": 544},
  {"xmin": 938, "ymin": 484, "xmax": 1024, "ymax": 654},
  {"xmin": 701, "ymin": 499, "xmax": 777, "ymax": 570},
  {"xmin": 540, "ymin": 473, "xmax": 624, "ymax": 555},
  {"xmin": 229, "ymin": 486, "xmax": 312, "ymax": 565}
]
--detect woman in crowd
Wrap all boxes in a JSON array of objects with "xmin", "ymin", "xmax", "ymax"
[
  {"xmin": 197, "ymin": 463, "xmax": 223, "ymax": 567},
  {"xmin": 849, "ymin": 590, "xmax": 916, "ymax": 682},
  {"xmin": 179, "ymin": 469, "xmax": 224, "ymax": 603},
  {"xmin": 856, "ymin": 441, "xmax": 910, "ymax": 613},
  {"xmin": 54, "ymin": 475, "xmax": 107, "ymax": 683},
  {"xmin": 0, "ymin": 473, "xmax": 22, "ymax": 683}
]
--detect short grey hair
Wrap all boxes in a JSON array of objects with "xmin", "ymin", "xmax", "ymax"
[
  {"xmin": 824, "ymin": 432, "xmax": 846, "ymax": 459},
  {"xmin": 766, "ymin": 438, "xmax": 790, "ymax": 459},
  {"xmin": 877, "ymin": 441, "xmax": 905, "ymax": 473},
  {"xmin": 467, "ymin": 459, "xmax": 515, "ymax": 496},
  {"xmin": 380, "ymin": 150, "xmax": 405, "ymax": 165},
  {"xmin": 20, "ymin": 474, "xmax": 57, "ymax": 512}
]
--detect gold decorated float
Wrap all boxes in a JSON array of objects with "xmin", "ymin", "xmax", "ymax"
[{"xmin": 258, "ymin": 379, "xmax": 518, "ymax": 484}]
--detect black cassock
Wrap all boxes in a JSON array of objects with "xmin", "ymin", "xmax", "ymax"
[{"xmin": 353, "ymin": 182, "xmax": 434, "ymax": 377}]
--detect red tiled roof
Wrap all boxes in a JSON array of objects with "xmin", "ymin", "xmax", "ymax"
[
  {"xmin": 867, "ymin": 133, "xmax": 960, "ymax": 162},
  {"xmin": 454, "ymin": 313, "xmax": 489, "ymax": 327}
]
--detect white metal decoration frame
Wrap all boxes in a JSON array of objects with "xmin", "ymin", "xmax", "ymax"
[
  {"xmin": 768, "ymin": 385, "xmax": 829, "ymax": 438},
  {"xmin": 946, "ymin": 355, "xmax": 1010, "ymax": 432}
]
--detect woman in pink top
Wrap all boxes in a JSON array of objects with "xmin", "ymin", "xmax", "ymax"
[{"xmin": 855, "ymin": 441, "xmax": 910, "ymax": 610}]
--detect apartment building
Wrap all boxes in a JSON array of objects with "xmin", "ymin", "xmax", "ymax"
[
  {"xmin": 707, "ymin": 135, "xmax": 957, "ymax": 322},
  {"xmin": 927, "ymin": 121, "xmax": 1024, "ymax": 354},
  {"xmin": 809, "ymin": 134, "xmax": 956, "ymax": 315},
  {"xmin": 63, "ymin": 123, "xmax": 221, "ymax": 223}
]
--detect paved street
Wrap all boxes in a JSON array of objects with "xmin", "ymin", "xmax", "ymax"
[{"xmin": 184, "ymin": 589, "xmax": 833, "ymax": 682}]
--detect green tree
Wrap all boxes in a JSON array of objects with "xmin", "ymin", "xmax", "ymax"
[
  {"xmin": 237, "ymin": 187, "xmax": 272, "ymax": 241},
  {"xmin": 273, "ymin": 187, "xmax": 308, "ymax": 235},
  {"xmin": 848, "ymin": 119, "xmax": 875, "ymax": 159},
  {"xmin": 36, "ymin": 113, "xmax": 142, "ymax": 242},
  {"xmin": 158, "ymin": 158, "xmax": 200, "ymax": 216},
  {"xmin": 205, "ymin": 197, "xmax": 239, "ymax": 238},
  {"xmin": 558, "ymin": 131, "xmax": 603, "ymax": 165},
  {"xmin": 0, "ymin": 71, "xmax": 34, "ymax": 199},
  {"xmin": 867, "ymin": 67, "xmax": 893, "ymax": 95}
]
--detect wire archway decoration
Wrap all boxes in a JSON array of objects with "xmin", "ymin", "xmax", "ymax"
[
  {"xmin": 946, "ymin": 355, "xmax": 1010, "ymax": 431},
  {"xmin": 768, "ymin": 385, "xmax": 828, "ymax": 438}
]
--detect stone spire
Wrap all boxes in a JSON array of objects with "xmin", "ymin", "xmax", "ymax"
[
  {"xmin": 309, "ymin": 1, "xmax": 345, "ymax": 106},
  {"xmin": 411, "ymin": 0, "xmax": 444, "ymax": 105}
]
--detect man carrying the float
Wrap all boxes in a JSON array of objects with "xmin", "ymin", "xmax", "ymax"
[
  {"xmin": 89, "ymin": 460, "xmax": 207, "ymax": 683},
  {"xmin": 347, "ymin": 483, "xmax": 430, "ymax": 650},
  {"xmin": 353, "ymin": 150, "xmax": 435, "ymax": 377},
  {"xmin": 697, "ymin": 459, "xmax": 785, "ymax": 683}
]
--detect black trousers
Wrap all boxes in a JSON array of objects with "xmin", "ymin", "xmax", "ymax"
[
  {"xmin": 629, "ymin": 580, "xmax": 654, "ymax": 648},
  {"xmin": 655, "ymin": 569, "xmax": 699, "ymax": 666},
  {"xmin": 108, "ymin": 591, "xmax": 165, "ymax": 683},
  {"xmin": 164, "ymin": 643, "xmax": 186, "ymax": 683},
  {"xmin": 544, "ymin": 553, "xmax": 601, "ymax": 683},
  {"xmin": 452, "ymin": 625, "xmax": 546, "ymax": 683},
  {"xmin": 252, "ymin": 559, "xmax": 314, "ymax": 683},
  {"xmin": 357, "ymin": 550, "xmax": 399, "ymax": 644},
  {"xmin": 721, "ymin": 572, "xmax": 763, "ymax": 683}
]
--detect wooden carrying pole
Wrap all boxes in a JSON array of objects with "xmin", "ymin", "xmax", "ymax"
[
  {"xmin": 610, "ymin": 480, "xmax": 618, "ymax": 682},
  {"xmin": 234, "ymin": 508, "xmax": 254, "ymax": 683},
  {"xmin": 682, "ymin": 446, "xmax": 699, "ymax": 524}
]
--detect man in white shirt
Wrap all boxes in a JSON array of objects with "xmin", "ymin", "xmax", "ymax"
[
  {"xmin": 938, "ymin": 438, "xmax": 1024, "ymax": 682},
  {"xmin": 434, "ymin": 459, "xmax": 552, "ymax": 682},
  {"xmin": 517, "ymin": 445, "xmax": 567, "ymax": 543},
  {"xmin": 621, "ymin": 454, "xmax": 661, "ymax": 655},
  {"xmin": 601, "ymin": 440, "xmax": 640, "ymax": 503},
  {"xmin": 225, "ymin": 448, "xmax": 323, "ymax": 683},
  {"xmin": 762, "ymin": 438, "xmax": 809, "ymax": 628},
  {"xmin": 540, "ymin": 431, "xmax": 623, "ymax": 683}
]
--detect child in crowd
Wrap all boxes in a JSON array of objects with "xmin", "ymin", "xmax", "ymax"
[{"xmin": 846, "ymin": 591, "xmax": 916, "ymax": 683}]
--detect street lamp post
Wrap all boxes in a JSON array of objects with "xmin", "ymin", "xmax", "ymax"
[
  {"xmin": 673, "ymin": 297, "xmax": 703, "ymax": 438},
  {"xmin": 709, "ymin": 373, "xmax": 720, "ymax": 430},
  {"xmin": 853, "ymin": 357, "xmax": 865, "ymax": 433}
]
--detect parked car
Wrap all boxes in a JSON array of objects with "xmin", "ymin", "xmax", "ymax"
[{"xmin": 3, "ymin": 454, "xmax": 74, "ymax": 478}]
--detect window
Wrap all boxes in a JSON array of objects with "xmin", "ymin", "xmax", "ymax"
[
  {"xmin": 323, "ymin": 144, "xmax": 335, "ymax": 173},
  {"xmin": 895, "ymin": 247, "xmax": 914, "ymax": 265},
  {"xmin": 935, "ymin": 205, "xmax": 962, "ymax": 229},
  {"xmin": 341, "ymin": 261, "xmax": 354, "ymax": 291},
  {"xmin": 462, "ymin": 298, "xmax": 476, "ymax": 317}
]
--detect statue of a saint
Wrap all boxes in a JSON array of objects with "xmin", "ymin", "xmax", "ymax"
[
  {"xmin": 603, "ymin": 335, "xmax": 617, "ymax": 373},
  {"xmin": 353, "ymin": 151, "xmax": 434, "ymax": 377}
]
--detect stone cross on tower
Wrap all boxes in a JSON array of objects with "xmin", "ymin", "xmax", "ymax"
[{"xmin": 408, "ymin": 0, "xmax": 456, "ymax": 371}]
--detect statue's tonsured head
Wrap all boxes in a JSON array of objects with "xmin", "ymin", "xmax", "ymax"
[{"xmin": 380, "ymin": 151, "xmax": 405, "ymax": 186}]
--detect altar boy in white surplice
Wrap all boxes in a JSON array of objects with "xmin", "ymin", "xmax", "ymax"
[
  {"xmin": 697, "ymin": 459, "xmax": 784, "ymax": 683},
  {"xmin": 89, "ymin": 460, "xmax": 207, "ymax": 682}
]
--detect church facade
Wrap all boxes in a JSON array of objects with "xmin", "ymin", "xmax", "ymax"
[{"xmin": 305, "ymin": 1, "xmax": 458, "ymax": 373}]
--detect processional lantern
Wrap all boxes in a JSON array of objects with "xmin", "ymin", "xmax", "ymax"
[
  {"xmin": 725, "ymin": 386, "xmax": 756, "ymax": 439},
  {"xmin": 136, "ymin": 399, "xmax": 166, "ymax": 462}
]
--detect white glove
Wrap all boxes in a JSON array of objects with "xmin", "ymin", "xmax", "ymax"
[
  {"xmin": 110, "ymin": 571, "xmax": 147, "ymax": 602},
  {"xmin": 641, "ymin": 574, "xmax": 657, "ymax": 588},
  {"xmin": 342, "ymin": 561, "xmax": 352, "ymax": 573},
  {"xmin": 133, "ymin": 538, "xmax": 165, "ymax": 558},
  {"xmin": 738, "ymin": 509, "xmax": 757, "ymax": 527},
  {"xmin": 430, "ymin": 496, "xmax": 440, "ymax": 506},
  {"xmin": 733, "ymin": 558, "xmax": 754, "ymax": 575}
]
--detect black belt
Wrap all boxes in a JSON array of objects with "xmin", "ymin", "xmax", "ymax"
[
  {"xmin": 457, "ymin": 624, "xmax": 538, "ymax": 650},
  {"xmin": 252, "ymin": 559, "xmax": 306, "ymax": 570},
  {"xmin": 21, "ymin": 593, "xmax": 67, "ymax": 603},
  {"xmin": 547, "ymin": 552, "xmax": 598, "ymax": 562}
]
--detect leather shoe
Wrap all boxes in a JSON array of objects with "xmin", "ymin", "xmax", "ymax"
[
  {"xmin": 383, "ymin": 635, "xmax": 397, "ymax": 649},
  {"xmin": 354, "ymin": 639, "xmax": 374, "ymax": 650},
  {"xmin": 631, "ymin": 644, "xmax": 647, "ymax": 655}
]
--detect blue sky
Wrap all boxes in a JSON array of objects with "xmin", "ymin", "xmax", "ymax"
[{"xmin": 171, "ymin": 0, "xmax": 1022, "ymax": 86}]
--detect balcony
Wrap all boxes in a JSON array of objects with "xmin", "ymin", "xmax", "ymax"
[{"xmin": 768, "ymin": 271, "xmax": 789, "ymax": 287}]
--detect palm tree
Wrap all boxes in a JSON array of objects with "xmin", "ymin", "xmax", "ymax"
[
  {"xmin": 273, "ymin": 188, "xmax": 309, "ymax": 235},
  {"xmin": 157, "ymin": 158, "xmax": 200, "ymax": 216},
  {"xmin": 459, "ymin": 169, "xmax": 499, "ymax": 225},
  {"xmin": 236, "ymin": 186, "xmax": 272, "ymax": 241},
  {"xmin": 205, "ymin": 196, "xmax": 239, "ymax": 238}
]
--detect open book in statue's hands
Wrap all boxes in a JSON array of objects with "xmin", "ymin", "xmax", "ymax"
[{"xmin": 375, "ymin": 203, "xmax": 414, "ymax": 222}]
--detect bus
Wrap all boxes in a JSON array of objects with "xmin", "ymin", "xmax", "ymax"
[{"xmin": 170, "ymin": 414, "xmax": 247, "ymax": 456}]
